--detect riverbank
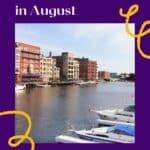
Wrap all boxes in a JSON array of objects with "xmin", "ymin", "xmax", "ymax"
[{"xmin": 16, "ymin": 80, "xmax": 134, "ymax": 89}]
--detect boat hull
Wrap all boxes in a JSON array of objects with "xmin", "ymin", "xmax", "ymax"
[
  {"xmin": 15, "ymin": 85, "xmax": 26, "ymax": 91},
  {"xmin": 97, "ymin": 119, "xmax": 134, "ymax": 127},
  {"xmin": 97, "ymin": 113, "xmax": 134, "ymax": 123},
  {"xmin": 75, "ymin": 131, "xmax": 134, "ymax": 143}
]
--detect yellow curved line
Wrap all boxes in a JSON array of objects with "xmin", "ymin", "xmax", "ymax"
[
  {"xmin": 137, "ymin": 20, "xmax": 150, "ymax": 59},
  {"xmin": 119, "ymin": 4, "xmax": 139, "ymax": 38},
  {"xmin": 8, "ymin": 135, "xmax": 35, "ymax": 150},
  {"xmin": 0, "ymin": 110, "xmax": 35, "ymax": 150},
  {"xmin": 119, "ymin": 4, "xmax": 150, "ymax": 60},
  {"xmin": 119, "ymin": 4, "xmax": 139, "ymax": 18}
]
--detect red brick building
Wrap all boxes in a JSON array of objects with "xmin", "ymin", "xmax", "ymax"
[
  {"xmin": 76, "ymin": 58, "xmax": 97, "ymax": 81},
  {"xmin": 16, "ymin": 42, "xmax": 41, "ymax": 82},
  {"xmin": 98, "ymin": 71, "xmax": 110, "ymax": 80}
]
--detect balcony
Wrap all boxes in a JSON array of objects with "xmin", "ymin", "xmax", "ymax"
[
  {"xmin": 22, "ymin": 73, "xmax": 41, "ymax": 78},
  {"xmin": 21, "ymin": 49, "xmax": 40, "ymax": 54}
]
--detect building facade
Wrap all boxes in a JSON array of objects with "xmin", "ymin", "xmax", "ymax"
[
  {"xmin": 52, "ymin": 58, "xmax": 60, "ymax": 81},
  {"xmin": 119, "ymin": 73, "xmax": 130, "ymax": 80},
  {"xmin": 52, "ymin": 56, "xmax": 63, "ymax": 80},
  {"xmin": 15, "ymin": 45, "xmax": 21, "ymax": 83},
  {"xmin": 76, "ymin": 58, "xmax": 97, "ymax": 81},
  {"xmin": 40, "ymin": 56, "xmax": 53, "ymax": 82},
  {"xmin": 16, "ymin": 42, "xmax": 41, "ymax": 82},
  {"xmin": 98, "ymin": 71, "xmax": 110, "ymax": 80},
  {"xmin": 73, "ymin": 60, "xmax": 80, "ymax": 80},
  {"xmin": 110, "ymin": 72, "xmax": 118, "ymax": 78},
  {"xmin": 53, "ymin": 52, "xmax": 79, "ymax": 81},
  {"xmin": 40, "ymin": 56, "xmax": 60, "ymax": 82},
  {"xmin": 62, "ymin": 52, "xmax": 74, "ymax": 80}
]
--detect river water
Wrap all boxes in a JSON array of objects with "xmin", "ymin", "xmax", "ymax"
[{"xmin": 15, "ymin": 82, "xmax": 134, "ymax": 143}]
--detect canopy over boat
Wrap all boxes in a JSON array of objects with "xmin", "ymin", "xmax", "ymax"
[
  {"xmin": 108, "ymin": 124, "xmax": 135, "ymax": 136},
  {"xmin": 124, "ymin": 105, "xmax": 135, "ymax": 112}
]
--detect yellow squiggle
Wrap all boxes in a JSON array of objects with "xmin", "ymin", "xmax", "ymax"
[
  {"xmin": 119, "ymin": 4, "xmax": 150, "ymax": 59},
  {"xmin": 0, "ymin": 110, "xmax": 35, "ymax": 150}
]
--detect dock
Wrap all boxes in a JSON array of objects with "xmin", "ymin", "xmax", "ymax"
[{"xmin": 21, "ymin": 81, "xmax": 79, "ymax": 88}]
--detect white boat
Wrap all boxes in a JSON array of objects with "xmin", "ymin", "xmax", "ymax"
[
  {"xmin": 90, "ymin": 105, "xmax": 135, "ymax": 123},
  {"xmin": 36, "ymin": 83, "xmax": 51, "ymax": 88},
  {"xmin": 74, "ymin": 124, "xmax": 135, "ymax": 143},
  {"xmin": 55, "ymin": 135, "xmax": 98, "ymax": 143},
  {"xmin": 96, "ymin": 119, "xmax": 134, "ymax": 127},
  {"xmin": 15, "ymin": 84, "xmax": 26, "ymax": 91}
]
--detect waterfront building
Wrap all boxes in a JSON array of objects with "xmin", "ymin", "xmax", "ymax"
[
  {"xmin": 16, "ymin": 42, "xmax": 41, "ymax": 82},
  {"xmin": 15, "ymin": 45, "xmax": 21, "ymax": 83},
  {"xmin": 62, "ymin": 52, "xmax": 74, "ymax": 81},
  {"xmin": 52, "ymin": 55, "xmax": 63, "ymax": 80},
  {"xmin": 40, "ymin": 56, "xmax": 53, "ymax": 82},
  {"xmin": 98, "ymin": 71, "xmax": 101, "ymax": 80},
  {"xmin": 52, "ymin": 58, "xmax": 60, "ymax": 81},
  {"xmin": 76, "ymin": 58, "xmax": 97, "ymax": 81},
  {"xmin": 73, "ymin": 60, "xmax": 80, "ymax": 80},
  {"xmin": 110, "ymin": 72, "xmax": 118, "ymax": 78},
  {"xmin": 98, "ymin": 71, "xmax": 110, "ymax": 80},
  {"xmin": 53, "ymin": 52, "xmax": 79, "ymax": 81},
  {"xmin": 40, "ymin": 55, "xmax": 60, "ymax": 82},
  {"xmin": 119, "ymin": 73, "xmax": 130, "ymax": 80}
]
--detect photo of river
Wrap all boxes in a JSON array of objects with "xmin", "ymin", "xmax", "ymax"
[{"xmin": 16, "ymin": 82, "xmax": 134, "ymax": 143}]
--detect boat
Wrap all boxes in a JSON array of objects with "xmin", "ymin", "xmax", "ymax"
[
  {"xmin": 96, "ymin": 118, "xmax": 134, "ymax": 127},
  {"xmin": 73, "ymin": 124, "xmax": 135, "ymax": 143},
  {"xmin": 15, "ymin": 84, "xmax": 26, "ymax": 91},
  {"xmin": 36, "ymin": 83, "xmax": 51, "ymax": 88},
  {"xmin": 90, "ymin": 105, "xmax": 135, "ymax": 123},
  {"xmin": 55, "ymin": 135, "xmax": 98, "ymax": 143},
  {"xmin": 116, "ymin": 105, "xmax": 134, "ymax": 116}
]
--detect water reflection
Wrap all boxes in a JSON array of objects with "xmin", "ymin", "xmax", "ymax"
[{"xmin": 16, "ymin": 82, "xmax": 134, "ymax": 143}]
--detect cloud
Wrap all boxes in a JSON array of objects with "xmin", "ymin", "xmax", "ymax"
[
  {"xmin": 15, "ymin": 23, "xmax": 135, "ymax": 73},
  {"xmin": 70, "ymin": 24, "xmax": 114, "ymax": 39}
]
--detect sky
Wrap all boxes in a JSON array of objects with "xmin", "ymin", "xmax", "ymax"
[{"xmin": 15, "ymin": 23, "xmax": 135, "ymax": 74}]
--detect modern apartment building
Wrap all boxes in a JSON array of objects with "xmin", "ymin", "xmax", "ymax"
[
  {"xmin": 53, "ymin": 52, "xmax": 79, "ymax": 81},
  {"xmin": 40, "ymin": 56, "xmax": 53, "ymax": 82},
  {"xmin": 62, "ymin": 52, "xmax": 74, "ymax": 80},
  {"xmin": 76, "ymin": 58, "xmax": 97, "ymax": 81},
  {"xmin": 16, "ymin": 42, "xmax": 41, "ymax": 82},
  {"xmin": 40, "ymin": 55, "xmax": 60, "ymax": 82},
  {"xmin": 52, "ymin": 58, "xmax": 60, "ymax": 81}
]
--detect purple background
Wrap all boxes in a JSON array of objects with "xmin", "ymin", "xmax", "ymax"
[{"xmin": 0, "ymin": 0, "xmax": 150, "ymax": 149}]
